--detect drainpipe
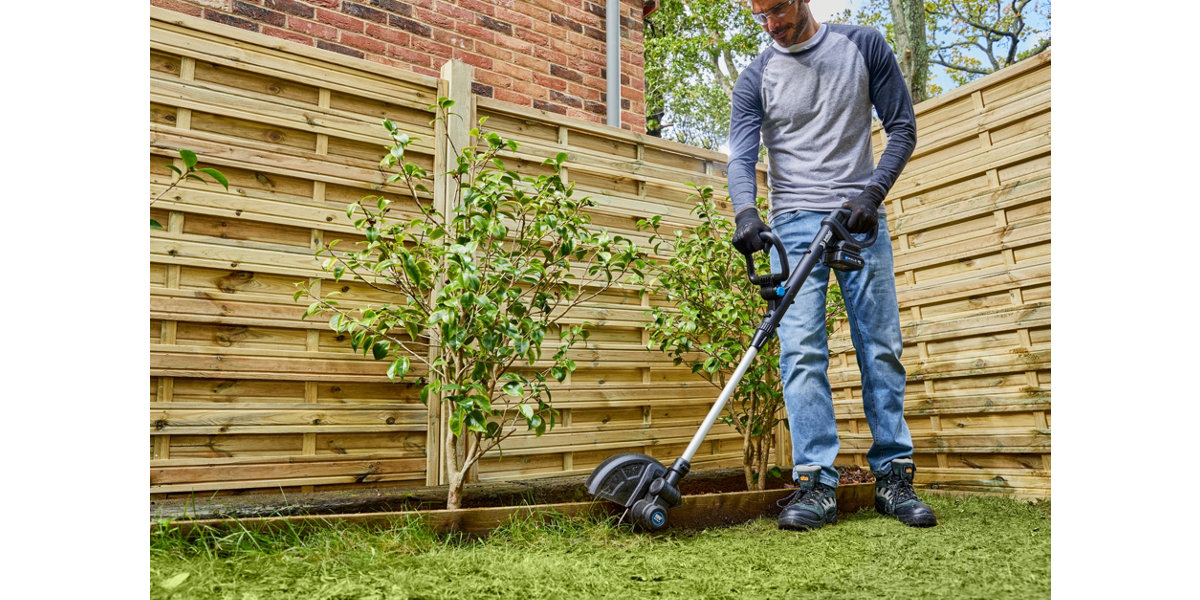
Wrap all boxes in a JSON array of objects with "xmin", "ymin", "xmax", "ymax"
[{"xmin": 606, "ymin": 0, "xmax": 620, "ymax": 128}]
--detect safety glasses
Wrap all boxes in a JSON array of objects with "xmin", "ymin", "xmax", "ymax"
[{"xmin": 750, "ymin": 0, "xmax": 796, "ymax": 25}]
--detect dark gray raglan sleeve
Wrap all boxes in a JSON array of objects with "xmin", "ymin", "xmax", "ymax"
[
  {"xmin": 853, "ymin": 27, "xmax": 917, "ymax": 195},
  {"xmin": 726, "ymin": 56, "xmax": 766, "ymax": 216}
]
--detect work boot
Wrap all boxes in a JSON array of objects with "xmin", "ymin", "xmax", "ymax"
[
  {"xmin": 873, "ymin": 458, "xmax": 937, "ymax": 527},
  {"xmin": 777, "ymin": 466, "xmax": 837, "ymax": 531}
]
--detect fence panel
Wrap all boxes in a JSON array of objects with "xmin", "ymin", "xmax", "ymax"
[
  {"xmin": 823, "ymin": 52, "xmax": 1052, "ymax": 499},
  {"xmin": 150, "ymin": 9, "xmax": 439, "ymax": 494}
]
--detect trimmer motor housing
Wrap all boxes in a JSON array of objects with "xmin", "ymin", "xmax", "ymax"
[{"xmin": 585, "ymin": 452, "xmax": 689, "ymax": 530}]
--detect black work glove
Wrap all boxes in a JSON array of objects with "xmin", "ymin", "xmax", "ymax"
[
  {"xmin": 842, "ymin": 186, "xmax": 885, "ymax": 234},
  {"xmin": 732, "ymin": 208, "xmax": 771, "ymax": 257}
]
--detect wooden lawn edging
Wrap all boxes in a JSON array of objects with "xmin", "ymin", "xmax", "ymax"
[{"xmin": 151, "ymin": 483, "xmax": 876, "ymax": 538}]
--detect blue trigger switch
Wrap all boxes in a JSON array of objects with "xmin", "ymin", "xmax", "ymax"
[{"xmin": 776, "ymin": 286, "xmax": 786, "ymax": 297}]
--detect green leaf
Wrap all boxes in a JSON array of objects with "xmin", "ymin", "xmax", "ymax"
[
  {"xmin": 179, "ymin": 149, "xmax": 198, "ymax": 169},
  {"xmin": 164, "ymin": 164, "xmax": 183, "ymax": 176},
  {"xmin": 485, "ymin": 421, "xmax": 501, "ymax": 438},
  {"xmin": 371, "ymin": 340, "xmax": 390, "ymax": 360},
  {"xmin": 387, "ymin": 357, "xmax": 410, "ymax": 381},
  {"xmin": 518, "ymin": 404, "xmax": 534, "ymax": 420},
  {"xmin": 150, "ymin": 219, "xmax": 163, "ymax": 230},
  {"xmin": 197, "ymin": 168, "xmax": 229, "ymax": 190},
  {"xmin": 502, "ymin": 381, "xmax": 524, "ymax": 397}
]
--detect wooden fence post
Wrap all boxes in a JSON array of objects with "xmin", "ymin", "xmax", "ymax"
[{"xmin": 427, "ymin": 59, "xmax": 474, "ymax": 486}]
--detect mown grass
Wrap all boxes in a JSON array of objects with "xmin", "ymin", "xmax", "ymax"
[{"xmin": 150, "ymin": 494, "xmax": 1049, "ymax": 599}]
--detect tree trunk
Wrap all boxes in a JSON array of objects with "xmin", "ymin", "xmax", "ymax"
[{"xmin": 889, "ymin": 0, "xmax": 930, "ymax": 103}]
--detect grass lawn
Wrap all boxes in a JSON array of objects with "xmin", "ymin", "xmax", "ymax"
[{"xmin": 150, "ymin": 494, "xmax": 1049, "ymax": 599}]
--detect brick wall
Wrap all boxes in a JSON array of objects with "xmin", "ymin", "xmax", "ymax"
[{"xmin": 152, "ymin": 0, "xmax": 648, "ymax": 132}]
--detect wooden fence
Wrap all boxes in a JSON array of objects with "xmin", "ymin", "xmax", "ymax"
[
  {"xmin": 149, "ymin": 8, "xmax": 1050, "ymax": 499},
  {"xmin": 824, "ymin": 51, "xmax": 1052, "ymax": 499}
]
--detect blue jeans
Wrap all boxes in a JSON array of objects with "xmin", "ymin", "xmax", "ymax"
[{"xmin": 768, "ymin": 209, "xmax": 913, "ymax": 488}]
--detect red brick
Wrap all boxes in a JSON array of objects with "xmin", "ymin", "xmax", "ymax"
[
  {"xmin": 512, "ymin": 79, "xmax": 548, "ymax": 99},
  {"xmin": 548, "ymin": 36, "xmax": 583, "ymax": 59},
  {"xmin": 459, "ymin": 0, "xmax": 495, "ymax": 16},
  {"xmin": 432, "ymin": 28, "xmax": 474, "ymax": 51},
  {"xmin": 365, "ymin": 22, "xmax": 410, "ymax": 45},
  {"xmin": 411, "ymin": 36, "xmax": 454, "ymax": 59},
  {"xmin": 510, "ymin": 2, "xmax": 549, "ymax": 22},
  {"xmin": 493, "ymin": 88, "xmax": 533, "ymax": 107},
  {"xmin": 532, "ymin": 99, "xmax": 568, "ymax": 115},
  {"xmin": 495, "ymin": 7, "xmax": 533, "ymax": 29},
  {"xmin": 566, "ymin": 6, "xmax": 601, "ymax": 27},
  {"xmin": 309, "ymin": 0, "xmax": 341, "ymax": 8},
  {"xmin": 288, "ymin": 16, "xmax": 339, "ymax": 41},
  {"xmin": 341, "ymin": 31, "xmax": 388, "ymax": 53},
  {"xmin": 575, "ymin": 60, "xmax": 602, "ymax": 78},
  {"xmin": 316, "ymin": 8, "xmax": 365, "ymax": 32},
  {"xmin": 581, "ymin": 73, "xmax": 606, "ymax": 91},
  {"xmin": 404, "ymin": 0, "xmax": 434, "ymax": 9},
  {"xmin": 453, "ymin": 21, "xmax": 497, "ymax": 45},
  {"xmin": 452, "ymin": 49, "xmax": 493, "ymax": 70},
  {"xmin": 434, "ymin": 1, "xmax": 475, "ymax": 22},
  {"xmin": 569, "ymin": 30, "xmax": 604, "ymax": 53},
  {"xmin": 533, "ymin": 72, "xmax": 568, "ymax": 92},
  {"xmin": 567, "ymin": 81, "xmax": 600, "ymax": 101},
  {"xmin": 529, "ymin": 17, "xmax": 555, "ymax": 37},
  {"xmin": 494, "ymin": 33, "xmax": 533, "ymax": 55},
  {"xmin": 566, "ymin": 108, "xmax": 597, "ymax": 123},
  {"xmin": 152, "ymin": 0, "xmax": 203, "ymax": 17},
  {"xmin": 414, "ymin": 7, "xmax": 453, "ymax": 30},
  {"xmin": 475, "ymin": 70, "xmax": 515, "ymax": 90},
  {"xmin": 536, "ymin": 43, "xmax": 574, "ymax": 63},
  {"xmin": 490, "ymin": 58, "xmax": 528, "ymax": 80},
  {"xmin": 511, "ymin": 52, "xmax": 549, "ymax": 74},
  {"xmin": 476, "ymin": 42, "xmax": 514, "ymax": 63},
  {"xmin": 387, "ymin": 44, "xmax": 433, "ymax": 67},
  {"xmin": 515, "ymin": 26, "xmax": 549, "ymax": 47},
  {"xmin": 263, "ymin": 24, "xmax": 313, "ymax": 44},
  {"xmin": 581, "ymin": 48, "xmax": 607, "ymax": 67}
]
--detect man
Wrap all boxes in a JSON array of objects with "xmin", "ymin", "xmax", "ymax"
[{"xmin": 726, "ymin": 0, "xmax": 936, "ymax": 530}]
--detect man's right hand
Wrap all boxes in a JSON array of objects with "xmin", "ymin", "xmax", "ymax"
[{"xmin": 732, "ymin": 208, "xmax": 772, "ymax": 257}]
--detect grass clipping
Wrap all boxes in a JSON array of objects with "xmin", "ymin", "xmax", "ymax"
[{"xmin": 151, "ymin": 495, "xmax": 1049, "ymax": 599}]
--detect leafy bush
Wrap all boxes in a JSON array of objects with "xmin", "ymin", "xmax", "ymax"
[{"xmin": 296, "ymin": 100, "xmax": 645, "ymax": 508}]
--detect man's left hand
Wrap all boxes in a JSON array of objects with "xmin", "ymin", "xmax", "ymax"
[{"xmin": 842, "ymin": 186, "xmax": 885, "ymax": 234}]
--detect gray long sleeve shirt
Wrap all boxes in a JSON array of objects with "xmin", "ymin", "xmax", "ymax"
[{"xmin": 726, "ymin": 23, "xmax": 916, "ymax": 222}]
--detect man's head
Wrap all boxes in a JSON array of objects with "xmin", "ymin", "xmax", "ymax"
[{"xmin": 749, "ymin": 0, "xmax": 818, "ymax": 48}]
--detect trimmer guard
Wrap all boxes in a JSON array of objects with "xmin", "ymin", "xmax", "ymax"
[{"xmin": 585, "ymin": 452, "xmax": 666, "ymax": 508}]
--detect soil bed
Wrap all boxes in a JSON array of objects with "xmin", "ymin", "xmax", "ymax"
[{"xmin": 152, "ymin": 465, "xmax": 874, "ymax": 522}]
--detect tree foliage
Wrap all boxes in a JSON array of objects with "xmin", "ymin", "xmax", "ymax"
[
  {"xmin": 644, "ymin": 0, "xmax": 761, "ymax": 150},
  {"xmin": 296, "ymin": 101, "xmax": 645, "ymax": 509},
  {"xmin": 832, "ymin": 0, "xmax": 1051, "ymax": 94}
]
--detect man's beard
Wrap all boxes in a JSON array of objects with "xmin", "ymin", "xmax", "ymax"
[{"xmin": 775, "ymin": 10, "xmax": 811, "ymax": 46}]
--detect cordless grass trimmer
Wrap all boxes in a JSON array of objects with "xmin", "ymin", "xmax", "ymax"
[{"xmin": 585, "ymin": 208, "xmax": 878, "ymax": 530}]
